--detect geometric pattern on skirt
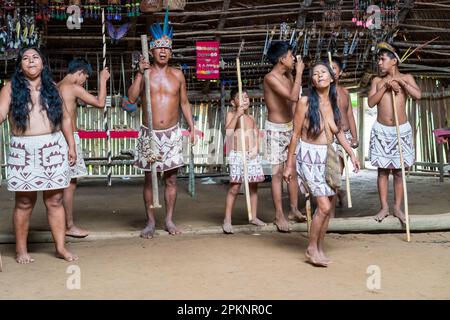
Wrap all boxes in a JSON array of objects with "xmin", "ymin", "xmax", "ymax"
[
  {"xmin": 264, "ymin": 120, "xmax": 293, "ymax": 165},
  {"xmin": 369, "ymin": 121, "xmax": 415, "ymax": 169},
  {"xmin": 7, "ymin": 131, "xmax": 70, "ymax": 191},
  {"xmin": 134, "ymin": 123, "xmax": 185, "ymax": 172},
  {"xmin": 296, "ymin": 140, "xmax": 336, "ymax": 197},
  {"xmin": 228, "ymin": 150, "xmax": 265, "ymax": 184},
  {"xmin": 69, "ymin": 132, "xmax": 88, "ymax": 179}
]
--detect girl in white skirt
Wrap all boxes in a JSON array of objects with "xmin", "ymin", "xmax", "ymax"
[{"xmin": 284, "ymin": 62, "xmax": 360, "ymax": 267}]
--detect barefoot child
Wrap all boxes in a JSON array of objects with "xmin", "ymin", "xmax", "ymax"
[
  {"xmin": 368, "ymin": 42, "xmax": 421, "ymax": 224},
  {"xmin": 223, "ymin": 88, "xmax": 266, "ymax": 234},
  {"xmin": 0, "ymin": 47, "xmax": 78, "ymax": 263}
]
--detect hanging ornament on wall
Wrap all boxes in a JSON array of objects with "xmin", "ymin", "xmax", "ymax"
[{"xmin": 321, "ymin": 0, "xmax": 343, "ymax": 29}]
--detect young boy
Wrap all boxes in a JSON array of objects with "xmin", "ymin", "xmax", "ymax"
[
  {"xmin": 368, "ymin": 42, "xmax": 421, "ymax": 223},
  {"xmin": 58, "ymin": 58, "xmax": 110, "ymax": 238},
  {"xmin": 223, "ymin": 88, "xmax": 266, "ymax": 234}
]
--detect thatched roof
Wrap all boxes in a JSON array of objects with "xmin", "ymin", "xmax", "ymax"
[{"xmin": 3, "ymin": 0, "xmax": 450, "ymax": 94}]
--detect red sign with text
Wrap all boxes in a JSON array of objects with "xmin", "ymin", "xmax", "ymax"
[{"xmin": 196, "ymin": 41, "xmax": 220, "ymax": 80}]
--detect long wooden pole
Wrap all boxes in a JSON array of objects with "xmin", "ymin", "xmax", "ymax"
[
  {"xmin": 102, "ymin": 9, "xmax": 112, "ymax": 187},
  {"xmin": 391, "ymin": 91, "xmax": 411, "ymax": 242},
  {"xmin": 141, "ymin": 35, "xmax": 161, "ymax": 209},
  {"xmin": 236, "ymin": 56, "xmax": 252, "ymax": 222}
]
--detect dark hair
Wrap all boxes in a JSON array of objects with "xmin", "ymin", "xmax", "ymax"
[
  {"xmin": 331, "ymin": 56, "xmax": 344, "ymax": 71},
  {"xmin": 10, "ymin": 47, "xmax": 63, "ymax": 133},
  {"xmin": 68, "ymin": 58, "xmax": 93, "ymax": 76},
  {"xmin": 267, "ymin": 41, "xmax": 292, "ymax": 65},
  {"xmin": 230, "ymin": 87, "xmax": 248, "ymax": 101},
  {"xmin": 306, "ymin": 61, "xmax": 341, "ymax": 139}
]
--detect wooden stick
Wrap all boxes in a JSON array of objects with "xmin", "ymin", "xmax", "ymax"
[
  {"xmin": 344, "ymin": 151, "xmax": 353, "ymax": 208},
  {"xmin": 305, "ymin": 194, "xmax": 312, "ymax": 234},
  {"xmin": 391, "ymin": 91, "xmax": 411, "ymax": 242},
  {"xmin": 236, "ymin": 41, "xmax": 252, "ymax": 222},
  {"xmin": 140, "ymin": 35, "xmax": 161, "ymax": 209}
]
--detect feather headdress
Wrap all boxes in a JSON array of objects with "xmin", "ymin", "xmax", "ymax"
[{"xmin": 149, "ymin": 7, "xmax": 173, "ymax": 50}]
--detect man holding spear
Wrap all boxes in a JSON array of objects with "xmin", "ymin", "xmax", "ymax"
[
  {"xmin": 128, "ymin": 10, "xmax": 195, "ymax": 238},
  {"xmin": 368, "ymin": 42, "xmax": 421, "ymax": 228}
]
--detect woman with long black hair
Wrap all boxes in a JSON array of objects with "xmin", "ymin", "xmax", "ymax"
[
  {"xmin": 283, "ymin": 61, "xmax": 360, "ymax": 267},
  {"xmin": 0, "ymin": 47, "xmax": 77, "ymax": 263}
]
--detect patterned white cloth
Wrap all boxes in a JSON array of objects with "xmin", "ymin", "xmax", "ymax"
[
  {"xmin": 369, "ymin": 121, "xmax": 415, "ymax": 169},
  {"xmin": 7, "ymin": 131, "xmax": 70, "ymax": 191},
  {"xmin": 264, "ymin": 120, "xmax": 293, "ymax": 165},
  {"xmin": 134, "ymin": 124, "xmax": 184, "ymax": 172},
  {"xmin": 296, "ymin": 140, "xmax": 336, "ymax": 197},
  {"xmin": 69, "ymin": 132, "xmax": 88, "ymax": 179},
  {"xmin": 228, "ymin": 150, "xmax": 265, "ymax": 184}
]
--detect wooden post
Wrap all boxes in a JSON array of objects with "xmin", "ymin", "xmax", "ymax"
[
  {"xmin": 357, "ymin": 93, "xmax": 365, "ymax": 169},
  {"xmin": 141, "ymin": 35, "xmax": 161, "ymax": 209}
]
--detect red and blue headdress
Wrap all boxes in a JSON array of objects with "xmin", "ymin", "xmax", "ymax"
[{"xmin": 149, "ymin": 8, "xmax": 173, "ymax": 50}]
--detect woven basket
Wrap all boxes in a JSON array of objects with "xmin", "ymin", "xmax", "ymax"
[
  {"xmin": 140, "ymin": 0, "xmax": 163, "ymax": 13},
  {"xmin": 163, "ymin": 0, "xmax": 186, "ymax": 11}
]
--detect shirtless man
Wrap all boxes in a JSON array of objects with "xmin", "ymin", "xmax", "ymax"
[
  {"xmin": 128, "ymin": 17, "xmax": 195, "ymax": 238},
  {"xmin": 330, "ymin": 56, "xmax": 359, "ymax": 208},
  {"xmin": 58, "ymin": 58, "xmax": 110, "ymax": 238},
  {"xmin": 263, "ymin": 41, "xmax": 306, "ymax": 232},
  {"xmin": 368, "ymin": 42, "xmax": 421, "ymax": 223},
  {"xmin": 0, "ymin": 47, "xmax": 77, "ymax": 263}
]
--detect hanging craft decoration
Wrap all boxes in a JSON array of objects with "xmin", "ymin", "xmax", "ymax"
[
  {"xmin": 321, "ymin": 0, "xmax": 343, "ymax": 29},
  {"xmin": 106, "ymin": 21, "xmax": 131, "ymax": 44},
  {"xmin": 196, "ymin": 41, "xmax": 220, "ymax": 80}
]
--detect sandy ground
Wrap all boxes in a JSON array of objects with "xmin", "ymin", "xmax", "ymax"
[
  {"xmin": 1, "ymin": 232, "xmax": 450, "ymax": 299},
  {"xmin": 0, "ymin": 170, "xmax": 449, "ymax": 236}
]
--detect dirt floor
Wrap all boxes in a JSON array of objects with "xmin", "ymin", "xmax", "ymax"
[
  {"xmin": 0, "ymin": 169, "xmax": 449, "ymax": 299},
  {"xmin": 1, "ymin": 232, "xmax": 450, "ymax": 299},
  {"xmin": 0, "ymin": 170, "xmax": 449, "ymax": 235}
]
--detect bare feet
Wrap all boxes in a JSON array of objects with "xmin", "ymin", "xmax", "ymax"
[
  {"xmin": 222, "ymin": 221, "xmax": 234, "ymax": 234},
  {"xmin": 165, "ymin": 220, "xmax": 181, "ymax": 235},
  {"xmin": 66, "ymin": 226, "xmax": 89, "ymax": 238},
  {"xmin": 305, "ymin": 249, "xmax": 328, "ymax": 267},
  {"xmin": 140, "ymin": 223, "xmax": 155, "ymax": 239},
  {"xmin": 318, "ymin": 250, "xmax": 332, "ymax": 265},
  {"xmin": 374, "ymin": 207, "xmax": 390, "ymax": 223},
  {"xmin": 56, "ymin": 249, "xmax": 78, "ymax": 262},
  {"xmin": 16, "ymin": 252, "xmax": 35, "ymax": 264},
  {"xmin": 250, "ymin": 218, "xmax": 266, "ymax": 227},
  {"xmin": 274, "ymin": 215, "xmax": 291, "ymax": 233},
  {"xmin": 393, "ymin": 208, "xmax": 407, "ymax": 224},
  {"xmin": 288, "ymin": 208, "xmax": 307, "ymax": 223}
]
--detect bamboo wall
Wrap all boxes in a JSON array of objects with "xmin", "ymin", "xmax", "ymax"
[{"xmin": 0, "ymin": 95, "xmax": 267, "ymax": 182}]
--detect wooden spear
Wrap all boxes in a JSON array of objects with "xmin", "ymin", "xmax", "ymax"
[
  {"xmin": 140, "ymin": 34, "xmax": 161, "ymax": 209},
  {"xmin": 391, "ymin": 83, "xmax": 411, "ymax": 242},
  {"xmin": 236, "ymin": 40, "xmax": 252, "ymax": 222}
]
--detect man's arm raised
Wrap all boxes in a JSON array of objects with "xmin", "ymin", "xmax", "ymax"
[
  {"xmin": 128, "ymin": 56, "xmax": 149, "ymax": 103},
  {"xmin": 265, "ymin": 58, "xmax": 304, "ymax": 102}
]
